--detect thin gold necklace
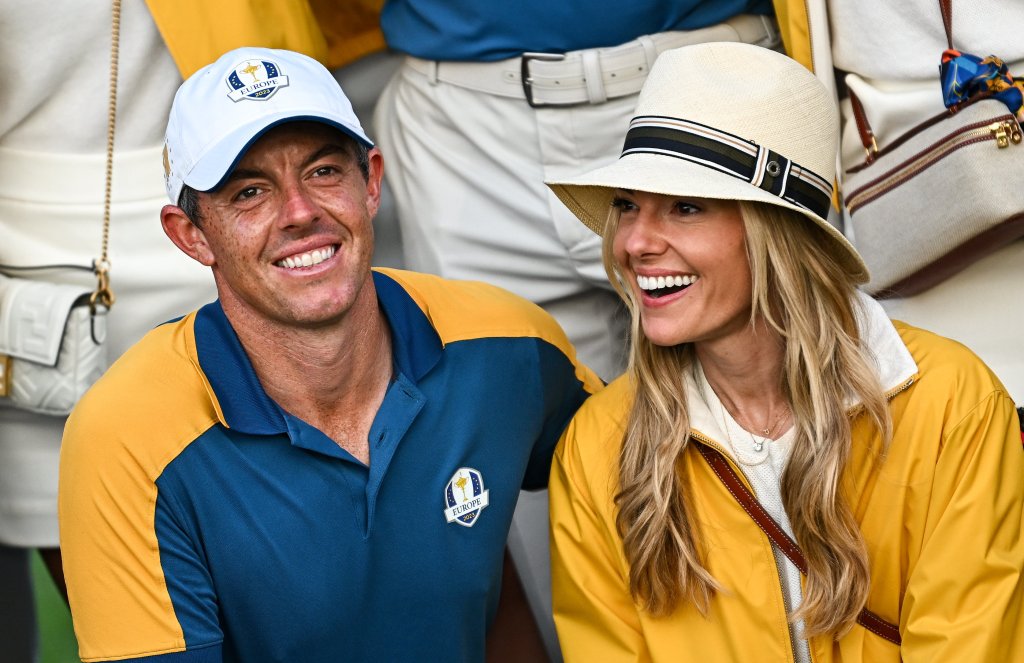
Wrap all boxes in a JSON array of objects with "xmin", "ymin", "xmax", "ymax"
[
  {"xmin": 758, "ymin": 407, "xmax": 790, "ymax": 438},
  {"xmin": 699, "ymin": 364, "xmax": 789, "ymax": 453},
  {"xmin": 744, "ymin": 405, "xmax": 790, "ymax": 452}
]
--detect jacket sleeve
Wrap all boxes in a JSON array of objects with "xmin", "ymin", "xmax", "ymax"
[
  {"xmin": 901, "ymin": 389, "xmax": 1024, "ymax": 661},
  {"xmin": 548, "ymin": 416, "xmax": 651, "ymax": 663}
]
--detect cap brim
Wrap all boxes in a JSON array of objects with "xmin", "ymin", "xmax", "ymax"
[
  {"xmin": 185, "ymin": 112, "xmax": 373, "ymax": 193},
  {"xmin": 547, "ymin": 153, "xmax": 869, "ymax": 282}
]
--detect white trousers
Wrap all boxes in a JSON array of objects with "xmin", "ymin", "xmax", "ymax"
[
  {"xmin": 0, "ymin": 145, "xmax": 216, "ymax": 547},
  {"xmin": 374, "ymin": 61, "xmax": 634, "ymax": 382}
]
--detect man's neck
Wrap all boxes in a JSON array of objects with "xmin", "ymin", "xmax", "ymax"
[{"xmin": 223, "ymin": 289, "xmax": 393, "ymax": 464}]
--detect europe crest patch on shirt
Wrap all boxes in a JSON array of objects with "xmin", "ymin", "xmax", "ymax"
[
  {"xmin": 226, "ymin": 59, "xmax": 289, "ymax": 102},
  {"xmin": 443, "ymin": 467, "xmax": 489, "ymax": 527}
]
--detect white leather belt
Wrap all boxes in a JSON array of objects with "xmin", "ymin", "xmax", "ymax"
[{"xmin": 405, "ymin": 15, "xmax": 780, "ymax": 107}]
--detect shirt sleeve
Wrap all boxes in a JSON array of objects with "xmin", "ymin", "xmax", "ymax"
[
  {"xmin": 59, "ymin": 398, "xmax": 224, "ymax": 661},
  {"xmin": 548, "ymin": 415, "xmax": 652, "ymax": 663},
  {"xmin": 901, "ymin": 389, "xmax": 1024, "ymax": 661},
  {"xmin": 521, "ymin": 338, "xmax": 603, "ymax": 491}
]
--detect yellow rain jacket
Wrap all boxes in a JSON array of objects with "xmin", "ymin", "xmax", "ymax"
[{"xmin": 550, "ymin": 305, "xmax": 1024, "ymax": 662}]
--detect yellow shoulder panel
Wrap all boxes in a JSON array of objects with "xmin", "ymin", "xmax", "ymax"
[
  {"xmin": 60, "ymin": 312, "xmax": 223, "ymax": 661},
  {"xmin": 376, "ymin": 268, "xmax": 604, "ymax": 394}
]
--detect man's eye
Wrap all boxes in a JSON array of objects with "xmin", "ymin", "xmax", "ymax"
[
  {"xmin": 235, "ymin": 186, "xmax": 261, "ymax": 201},
  {"xmin": 610, "ymin": 197, "xmax": 637, "ymax": 212},
  {"xmin": 312, "ymin": 165, "xmax": 336, "ymax": 177}
]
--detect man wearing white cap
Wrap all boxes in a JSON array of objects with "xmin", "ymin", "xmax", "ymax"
[{"xmin": 57, "ymin": 47, "xmax": 601, "ymax": 663}]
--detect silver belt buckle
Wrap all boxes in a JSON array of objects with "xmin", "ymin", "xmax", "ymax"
[{"xmin": 521, "ymin": 52, "xmax": 567, "ymax": 107}]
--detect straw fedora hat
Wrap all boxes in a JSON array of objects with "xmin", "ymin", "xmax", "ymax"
[{"xmin": 546, "ymin": 41, "xmax": 868, "ymax": 282}]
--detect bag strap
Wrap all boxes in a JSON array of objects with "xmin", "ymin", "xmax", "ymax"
[
  {"xmin": 939, "ymin": 0, "xmax": 954, "ymax": 50},
  {"xmin": 847, "ymin": 89, "xmax": 878, "ymax": 161},
  {"xmin": 91, "ymin": 0, "xmax": 120, "ymax": 312},
  {"xmin": 693, "ymin": 440, "xmax": 903, "ymax": 646}
]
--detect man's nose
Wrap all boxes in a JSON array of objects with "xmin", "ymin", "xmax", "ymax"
[{"xmin": 279, "ymin": 181, "xmax": 320, "ymax": 228}]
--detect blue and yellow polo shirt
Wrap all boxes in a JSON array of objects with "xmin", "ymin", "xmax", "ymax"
[{"xmin": 59, "ymin": 268, "xmax": 601, "ymax": 663}]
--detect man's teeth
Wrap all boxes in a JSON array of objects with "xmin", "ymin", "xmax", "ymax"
[
  {"xmin": 277, "ymin": 245, "xmax": 336, "ymax": 269},
  {"xmin": 637, "ymin": 274, "xmax": 698, "ymax": 291}
]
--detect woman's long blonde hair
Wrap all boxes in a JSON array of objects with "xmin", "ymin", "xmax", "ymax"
[{"xmin": 606, "ymin": 200, "xmax": 892, "ymax": 636}]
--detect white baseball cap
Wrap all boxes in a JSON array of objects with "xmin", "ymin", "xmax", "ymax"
[{"xmin": 162, "ymin": 47, "xmax": 373, "ymax": 205}]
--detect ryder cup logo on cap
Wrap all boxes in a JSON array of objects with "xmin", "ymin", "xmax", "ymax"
[
  {"xmin": 162, "ymin": 47, "xmax": 373, "ymax": 205},
  {"xmin": 226, "ymin": 58, "xmax": 289, "ymax": 101},
  {"xmin": 443, "ymin": 468, "xmax": 490, "ymax": 528}
]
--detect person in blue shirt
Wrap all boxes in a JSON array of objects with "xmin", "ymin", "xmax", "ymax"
[{"xmin": 58, "ymin": 46, "xmax": 600, "ymax": 663}]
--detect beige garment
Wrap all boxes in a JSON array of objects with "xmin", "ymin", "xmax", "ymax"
[{"xmin": 0, "ymin": 146, "xmax": 216, "ymax": 547}]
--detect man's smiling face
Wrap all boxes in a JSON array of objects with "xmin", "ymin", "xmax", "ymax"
[{"xmin": 191, "ymin": 122, "xmax": 383, "ymax": 331}]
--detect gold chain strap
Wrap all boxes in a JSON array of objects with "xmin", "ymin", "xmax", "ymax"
[{"xmin": 91, "ymin": 0, "xmax": 120, "ymax": 311}]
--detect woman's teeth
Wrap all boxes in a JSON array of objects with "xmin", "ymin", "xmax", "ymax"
[{"xmin": 637, "ymin": 274, "xmax": 698, "ymax": 297}]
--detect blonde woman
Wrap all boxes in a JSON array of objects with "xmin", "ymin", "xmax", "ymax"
[{"xmin": 546, "ymin": 42, "xmax": 1024, "ymax": 662}]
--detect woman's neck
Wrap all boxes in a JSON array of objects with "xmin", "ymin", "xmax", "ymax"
[{"xmin": 695, "ymin": 318, "xmax": 790, "ymax": 438}]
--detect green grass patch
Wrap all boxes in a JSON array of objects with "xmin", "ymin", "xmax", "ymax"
[{"xmin": 31, "ymin": 551, "xmax": 79, "ymax": 663}]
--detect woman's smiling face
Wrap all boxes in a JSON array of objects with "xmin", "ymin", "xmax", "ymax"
[{"xmin": 611, "ymin": 190, "xmax": 753, "ymax": 348}]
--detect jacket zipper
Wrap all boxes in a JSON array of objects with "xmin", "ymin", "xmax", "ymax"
[
  {"xmin": 883, "ymin": 377, "xmax": 916, "ymax": 402},
  {"xmin": 846, "ymin": 116, "xmax": 1022, "ymax": 213}
]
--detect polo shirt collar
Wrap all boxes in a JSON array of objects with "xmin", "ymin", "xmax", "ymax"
[{"xmin": 193, "ymin": 270, "xmax": 443, "ymax": 436}]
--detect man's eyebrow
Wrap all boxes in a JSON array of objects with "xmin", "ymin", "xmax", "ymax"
[
  {"xmin": 224, "ymin": 167, "xmax": 264, "ymax": 184},
  {"xmin": 302, "ymin": 143, "xmax": 352, "ymax": 168},
  {"xmin": 222, "ymin": 143, "xmax": 354, "ymax": 186}
]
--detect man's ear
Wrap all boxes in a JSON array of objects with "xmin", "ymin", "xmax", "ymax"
[
  {"xmin": 365, "ymin": 147, "xmax": 384, "ymax": 219},
  {"xmin": 161, "ymin": 205, "xmax": 216, "ymax": 266}
]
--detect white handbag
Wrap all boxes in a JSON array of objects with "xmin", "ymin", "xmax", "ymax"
[
  {"xmin": 840, "ymin": 0, "xmax": 1024, "ymax": 297},
  {"xmin": 0, "ymin": 276, "xmax": 108, "ymax": 416},
  {"xmin": 843, "ymin": 90, "xmax": 1024, "ymax": 296}
]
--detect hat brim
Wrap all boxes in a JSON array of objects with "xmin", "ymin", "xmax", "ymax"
[
  {"xmin": 185, "ymin": 112, "xmax": 374, "ymax": 194},
  {"xmin": 547, "ymin": 152, "xmax": 869, "ymax": 282}
]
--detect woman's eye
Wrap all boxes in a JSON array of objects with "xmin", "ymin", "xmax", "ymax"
[
  {"xmin": 675, "ymin": 201, "xmax": 700, "ymax": 215},
  {"xmin": 611, "ymin": 197, "xmax": 637, "ymax": 212}
]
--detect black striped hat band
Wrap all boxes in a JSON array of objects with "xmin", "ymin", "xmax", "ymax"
[{"xmin": 621, "ymin": 115, "xmax": 833, "ymax": 221}]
